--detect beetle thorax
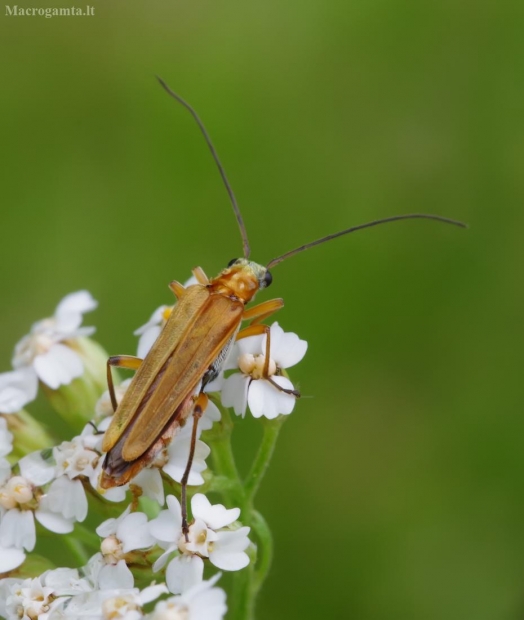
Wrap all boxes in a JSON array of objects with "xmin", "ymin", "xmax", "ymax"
[{"xmin": 209, "ymin": 260, "xmax": 266, "ymax": 303}]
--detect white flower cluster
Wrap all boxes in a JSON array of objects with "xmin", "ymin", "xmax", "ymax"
[
  {"xmin": 0, "ymin": 552, "xmax": 226, "ymax": 620},
  {"xmin": 0, "ymin": 291, "xmax": 97, "ymax": 414},
  {"xmin": 0, "ymin": 286, "xmax": 308, "ymax": 620}
]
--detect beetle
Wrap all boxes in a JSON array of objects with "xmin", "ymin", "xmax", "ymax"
[{"xmin": 100, "ymin": 77, "xmax": 466, "ymax": 534}]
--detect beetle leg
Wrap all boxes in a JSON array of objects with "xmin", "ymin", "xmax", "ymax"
[
  {"xmin": 242, "ymin": 298, "xmax": 284, "ymax": 325},
  {"xmin": 236, "ymin": 324, "xmax": 300, "ymax": 397},
  {"xmin": 169, "ymin": 280, "xmax": 186, "ymax": 299},
  {"xmin": 181, "ymin": 392, "xmax": 209, "ymax": 540},
  {"xmin": 106, "ymin": 355, "xmax": 143, "ymax": 412},
  {"xmin": 192, "ymin": 266, "xmax": 209, "ymax": 285}
]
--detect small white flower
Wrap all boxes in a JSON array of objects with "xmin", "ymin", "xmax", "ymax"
[
  {"xmin": 0, "ymin": 292, "xmax": 97, "ymax": 413},
  {"xmin": 53, "ymin": 425, "xmax": 135, "ymax": 505},
  {"xmin": 91, "ymin": 506, "xmax": 155, "ymax": 617},
  {"xmin": 0, "ymin": 452, "xmax": 78, "ymax": 561},
  {"xmin": 3, "ymin": 575, "xmax": 56, "ymax": 620},
  {"xmin": 97, "ymin": 505, "xmax": 154, "ymax": 564},
  {"xmin": 54, "ymin": 437, "xmax": 98, "ymax": 481},
  {"xmin": 82, "ymin": 553, "xmax": 134, "ymax": 592},
  {"xmin": 152, "ymin": 573, "xmax": 227, "ymax": 620},
  {"xmin": 149, "ymin": 494, "xmax": 250, "ymax": 574},
  {"xmin": 40, "ymin": 475, "xmax": 88, "ymax": 523},
  {"xmin": 221, "ymin": 322, "xmax": 307, "ymax": 419}
]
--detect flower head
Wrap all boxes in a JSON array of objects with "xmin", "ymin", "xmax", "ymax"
[
  {"xmin": 149, "ymin": 494, "xmax": 250, "ymax": 576},
  {"xmin": 221, "ymin": 322, "xmax": 307, "ymax": 419},
  {"xmin": 0, "ymin": 291, "xmax": 98, "ymax": 415},
  {"xmin": 97, "ymin": 505, "xmax": 154, "ymax": 564},
  {"xmin": 0, "ymin": 452, "xmax": 78, "ymax": 572}
]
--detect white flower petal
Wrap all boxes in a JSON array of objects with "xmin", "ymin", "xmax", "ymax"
[
  {"xmin": 247, "ymin": 376, "xmax": 296, "ymax": 419},
  {"xmin": 0, "ymin": 508, "xmax": 36, "ymax": 551},
  {"xmin": 199, "ymin": 400, "xmax": 221, "ymax": 431},
  {"xmin": 139, "ymin": 584, "xmax": 169, "ymax": 605},
  {"xmin": 188, "ymin": 582, "xmax": 227, "ymax": 620},
  {"xmin": 270, "ymin": 325, "xmax": 308, "ymax": 369},
  {"xmin": 165, "ymin": 555, "xmax": 204, "ymax": 595},
  {"xmin": 34, "ymin": 508, "xmax": 75, "ymax": 534},
  {"xmin": 152, "ymin": 545, "xmax": 178, "ymax": 573},
  {"xmin": 209, "ymin": 528, "xmax": 251, "ymax": 571},
  {"xmin": 117, "ymin": 512, "xmax": 154, "ymax": 552},
  {"xmin": 0, "ymin": 547, "xmax": 25, "ymax": 572},
  {"xmin": 19, "ymin": 451, "xmax": 56, "ymax": 486},
  {"xmin": 102, "ymin": 485, "xmax": 128, "ymax": 503},
  {"xmin": 98, "ymin": 560, "xmax": 134, "ymax": 590},
  {"xmin": 221, "ymin": 373, "xmax": 250, "ymax": 417},
  {"xmin": 236, "ymin": 334, "xmax": 266, "ymax": 357},
  {"xmin": 131, "ymin": 468, "xmax": 165, "ymax": 505},
  {"xmin": 44, "ymin": 567, "xmax": 91, "ymax": 597},
  {"xmin": 204, "ymin": 373, "xmax": 224, "ymax": 393},
  {"xmin": 137, "ymin": 325, "xmax": 162, "ymax": 359},
  {"xmin": 96, "ymin": 505, "xmax": 131, "ymax": 538},
  {"xmin": 54, "ymin": 291, "xmax": 97, "ymax": 334},
  {"xmin": 149, "ymin": 509, "xmax": 182, "ymax": 545},
  {"xmin": 0, "ymin": 367, "xmax": 38, "ymax": 413},
  {"xmin": 191, "ymin": 494, "xmax": 240, "ymax": 530},
  {"xmin": 33, "ymin": 345, "xmax": 84, "ymax": 389},
  {"xmin": 43, "ymin": 476, "xmax": 87, "ymax": 522},
  {"xmin": 55, "ymin": 290, "xmax": 98, "ymax": 319},
  {"xmin": 163, "ymin": 437, "xmax": 210, "ymax": 486}
]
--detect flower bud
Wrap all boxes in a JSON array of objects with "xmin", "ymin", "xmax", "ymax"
[{"xmin": 42, "ymin": 337, "xmax": 111, "ymax": 432}]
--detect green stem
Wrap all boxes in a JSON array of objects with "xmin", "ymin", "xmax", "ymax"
[
  {"xmin": 251, "ymin": 510, "xmax": 273, "ymax": 595},
  {"xmin": 206, "ymin": 405, "xmax": 284, "ymax": 619},
  {"xmin": 230, "ymin": 416, "xmax": 285, "ymax": 620},
  {"xmin": 206, "ymin": 406, "xmax": 244, "ymax": 507},
  {"xmin": 231, "ymin": 556, "xmax": 255, "ymax": 620},
  {"xmin": 243, "ymin": 417, "xmax": 285, "ymax": 510}
]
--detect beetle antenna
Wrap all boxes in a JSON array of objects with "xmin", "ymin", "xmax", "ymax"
[
  {"xmin": 266, "ymin": 214, "xmax": 467, "ymax": 268},
  {"xmin": 156, "ymin": 76, "xmax": 251, "ymax": 259}
]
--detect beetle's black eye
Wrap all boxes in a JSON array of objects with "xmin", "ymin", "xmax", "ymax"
[
  {"xmin": 263, "ymin": 270, "xmax": 273, "ymax": 288},
  {"xmin": 227, "ymin": 258, "xmax": 238, "ymax": 267}
]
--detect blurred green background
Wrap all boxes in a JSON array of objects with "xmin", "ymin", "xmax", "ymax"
[{"xmin": 1, "ymin": 1, "xmax": 523, "ymax": 618}]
